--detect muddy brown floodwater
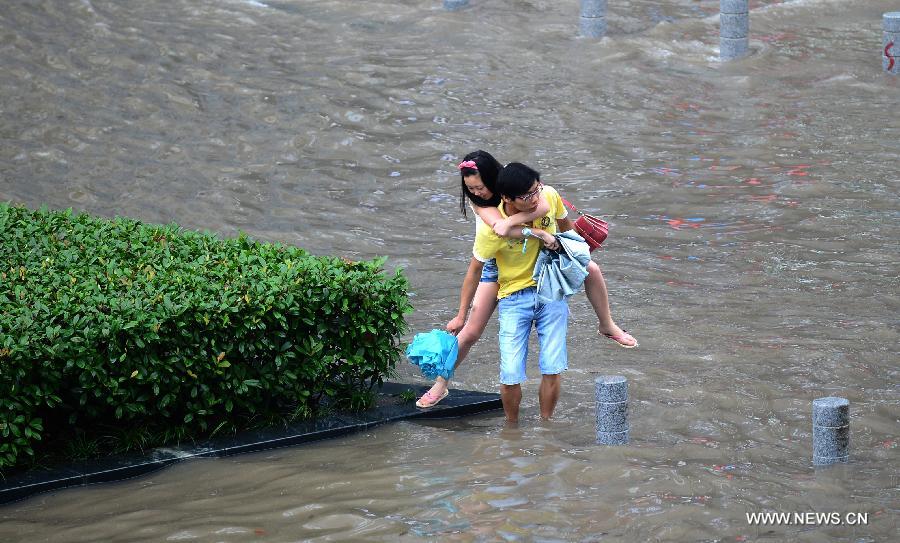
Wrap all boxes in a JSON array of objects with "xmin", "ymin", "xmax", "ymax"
[{"xmin": 0, "ymin": 0, "xmax": 897, "ymax": 541}]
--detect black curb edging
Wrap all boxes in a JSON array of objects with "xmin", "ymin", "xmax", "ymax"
[{"xmin": 0, "ymin": 382, "xmax": 501, "ymax": 506}]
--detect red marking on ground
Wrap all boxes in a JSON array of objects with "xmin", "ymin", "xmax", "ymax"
[
  {"xmin": 786, "ymin": 164, "xmax": 811, "ymax": 177},
  {"xmin": 667, "ymin": 219, "xmax": 684, "ymax": 229},
  {"xmin": 787, "ymin": 164, "xmax": 810, "ymax": 177},
  {"xmin": 674, "ymin": 102, "xmax": 700, "ymax": 111},
  {"xmin": 665, "ymin": 217, "xmax": 704, "ymax": 230},
  {"xmin": 745, "ymin": 178, "xmax": 761, "ymax": 185}
]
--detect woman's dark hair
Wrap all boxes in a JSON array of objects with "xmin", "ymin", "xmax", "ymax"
[{"xmin": 458, "ymin": 149, "xmax": 503, "ymax": 217}]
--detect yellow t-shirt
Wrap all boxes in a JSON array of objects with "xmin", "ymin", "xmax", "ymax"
[{"xmin": 472, "ymin": 185, "xmax": 568, "ymax": 299}]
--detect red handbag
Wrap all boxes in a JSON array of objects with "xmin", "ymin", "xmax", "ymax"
[{"xmin": 561, "ymin": 197, "xmax": 609, "ymax": 252}]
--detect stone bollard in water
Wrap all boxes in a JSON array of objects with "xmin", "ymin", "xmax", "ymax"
[
  {"xmin": 580, "ymin": 0, "xmax": 607, "ymax": 39},
  {"xmin": 884, "ymin": 12, "xmax": 900, "ymax": 74},
  {"xmin": 812, "ymin": 397, "xmax": 850, "ymax": 466},
  {"xmin": 443, "ymin": 0, "xmax": 469, "ymax": 11},
  {"xmin": 595, "ymin": 376, "xmax": 628, "ymax": 445},
  {"xmin": 720, "ymin": 0, "xmax": 749, "ymax": 60}
]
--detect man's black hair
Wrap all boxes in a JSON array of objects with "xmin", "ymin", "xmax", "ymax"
[{"xmin": 496, "ymin": 162, "xmax": 540, "ymax": 198}]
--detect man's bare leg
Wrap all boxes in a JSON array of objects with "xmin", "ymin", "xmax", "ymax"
[
  {"xmin": 500, "ymin": 384, "xmax": 522, "ymax": 423},
  {"xmin": 538, "ymin": 374, "xmax": 561, "ymax": 420}
]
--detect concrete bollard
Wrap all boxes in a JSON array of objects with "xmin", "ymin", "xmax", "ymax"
[
  {"xmin": 884, "ymin": 12, "xmax": 900, "ymax": 74},
  {"xmin": 720, "ymin": 0, "xmax": 749, "ymax": 60},
  {"xmin": 443, "ymin": 0, "xmax": 469, "ymax": 11},
  {"xmin": 595, "ymin": 376, "xmax": 628, "ymax": 445},
  {"xmin": 812, "ymin": 397, "xmax": 850, "ymax": 466},
  {"xmin": 580, "ymin": 0, "xmax": 607, "ymax": 39}
]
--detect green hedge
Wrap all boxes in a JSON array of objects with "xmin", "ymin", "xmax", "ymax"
[{"xmin": 0, "ymin": 203, "xmax": 411, "ymax": 471}]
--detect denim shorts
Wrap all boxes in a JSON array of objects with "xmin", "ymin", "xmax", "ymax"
[
  {"xmin": 480, "ymin": 258, "xmax": 499, "ymax": 283},
  {"xmin": 497, "ymin": 286, "xmax": 568, "ymax": 385}
]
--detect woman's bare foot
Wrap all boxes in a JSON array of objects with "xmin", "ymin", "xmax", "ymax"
[
  {"xmin": 598, "ymin": 323, "xmax": 638, "ymax": 348},
  {"xmin": 416, "ymin": 378, "xmax": 449, "ymax": 408}
]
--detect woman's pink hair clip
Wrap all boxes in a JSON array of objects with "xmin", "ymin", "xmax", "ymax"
[{"xmin": 457, "ymin": 160, "xmax": 478, "ymax": 170}]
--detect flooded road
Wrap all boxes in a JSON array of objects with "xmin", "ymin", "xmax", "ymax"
[{"xmin": 0, "ymin": 0, "xmax": 897, "ymax": 540}]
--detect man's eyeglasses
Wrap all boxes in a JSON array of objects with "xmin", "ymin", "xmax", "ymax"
[{"xmin": 514, "ymin": 183, "xmax": 543, "ymax": 202}]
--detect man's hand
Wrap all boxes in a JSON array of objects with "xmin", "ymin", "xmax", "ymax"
[
  {"xmin": 446, "ymin": 315, "xmax": 466, "ymax": 335},
  {"xmin": 537, "ymin": 231, "xmax": 560, "ymax": 251}
]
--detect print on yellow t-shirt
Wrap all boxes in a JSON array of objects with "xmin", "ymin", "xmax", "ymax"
[{"xmin": 472, "ymin": 185, "xmax": 567, "ymax": 300}]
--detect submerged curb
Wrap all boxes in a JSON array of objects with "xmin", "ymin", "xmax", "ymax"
[{"xmin": 0, "ymin": 383, "xmax": 501, "ymax": 506}]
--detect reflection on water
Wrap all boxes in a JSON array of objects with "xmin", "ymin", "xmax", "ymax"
[{"xmin": 0, "ymin": 0, "xmax": 897, "ymax": 541}]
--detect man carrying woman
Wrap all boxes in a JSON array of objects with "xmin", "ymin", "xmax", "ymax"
[
  {"xmin": 415, "ymin": 150, "xmax": 637, "ymax": 413},
  {"xmin": 472, "ymin": 162, "xmax": 572, "ymax": 423}
]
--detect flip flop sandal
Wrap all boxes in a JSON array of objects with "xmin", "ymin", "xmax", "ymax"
[
  {"xmin": 600, "ymin": 330, "xmax": 638, "ymax": 348},
  {"xmin": 415, "ymin": 388, "xmax": 449, "ymax": 408}
]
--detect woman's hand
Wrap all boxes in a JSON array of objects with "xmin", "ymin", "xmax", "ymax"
[
  {"xmin": 446, "ymin": 314, "xmax": 466, "ymax": 335},
  {"xmin": 492, "ymin": 218, "xmax": 515, "ymax": 237}
]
